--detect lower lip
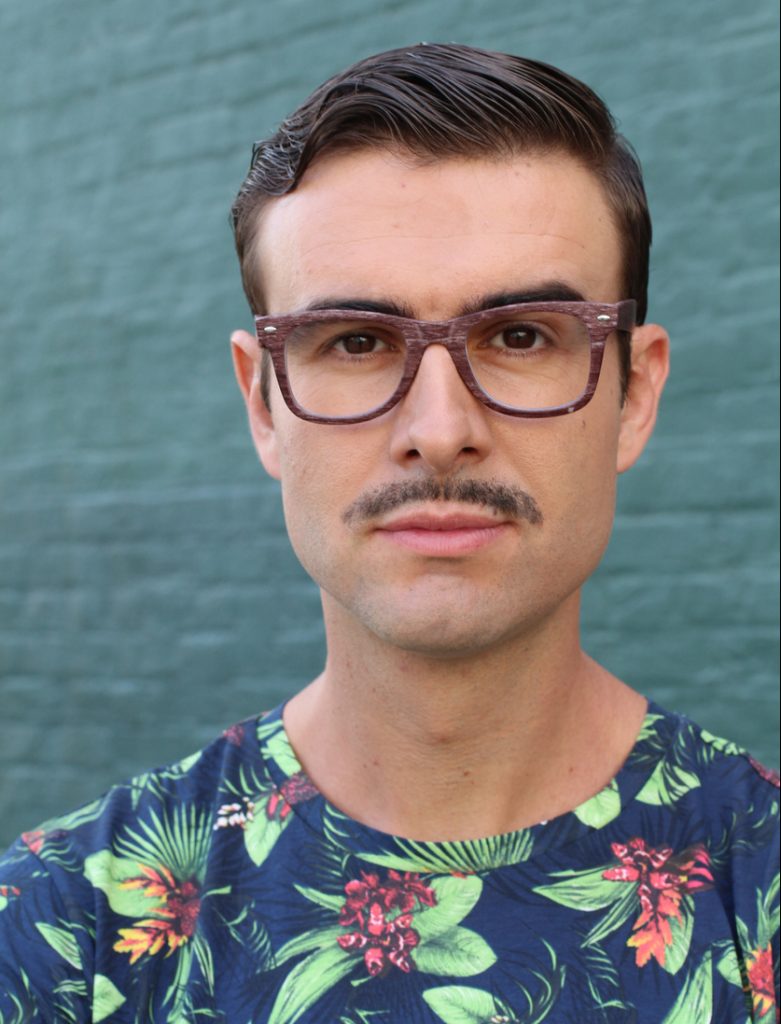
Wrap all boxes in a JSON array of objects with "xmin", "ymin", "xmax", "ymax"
[{"xmin": 378, "ymin": 524, "xmax": 511, "ymax": 556}]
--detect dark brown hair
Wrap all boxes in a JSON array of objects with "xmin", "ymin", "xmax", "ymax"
[{"xmin": 231, "ymin": 43, "xmax": 652, "ymax": 394}]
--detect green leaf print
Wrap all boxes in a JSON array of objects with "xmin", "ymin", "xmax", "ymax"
[
  {"xmin": 573, "ymin": 779, "xmax": 621, "ymax": 829},
  {"xmin": 192, "ymin": 931, "xmax": 215, "ymax": 990},
  {"xmin": 84, "ymin": 850, "xmax": 164, "ymax": 918},
  {"xmin": 165, "ymin": 942, "xmax": 195, "ymax": 1018},
  {"xmin": 736, "ymin": 913, "xmax": 752, "ymax": 957},
  {"xmin": 757, "ymin": 872, "xmax": 780, "ymax": 948},
  {"xmin": 583, "ymin": 886, "xmax": 637, "ymax": 947},
  {"xmin": 413, "ymin": 927, "xmax": 497, "ymax": 976},
  {"xmin": 294, "ymin": 884, "xmax": 345, "ymax": 912},
  {"xmin": 716, "ymin": 945, "xmax": 743, "ymax": 988},
  {"xmin": 259, "ymin": 720, "xmax": 302, "ymax": 777},
  {"xmin": 635, "ymin": 758, "xmax": 701, "ymax": 807},
  {"xmin": 582, "ymin": 944, "xmax": 630, "ymax": 1014},
  {"xmin": 92, "ymin": 975, "xmax": 126, "ymax": 1023},
  {"xmin": 636, "ymin": 713, "xmax": 665, "ymax": 742},
  {"xmin": 361, "ymin": 833, "xmax": 534, "ymax": 874},
  {"xmin": 414, "ymin": 876, "xmax": 483, "ymax": 938},
  {"xmin": 129, "ymin": 753, "xmax": 203, "ymax": 806},
  {"xmin": 276, "ymin": 926, "xmax": 344, "ymax": 967},
  {"xmin": 115, "ymin": 805, "xmax": 212, "ymax": 883},
  {"xmin": 244, "ymin": 811, "xmax": 290, "ymax": 868},
  {"xmin": 660, "ymin": 950, "xmax": 713, "ymax": 1024},
  {"xmin": 534, "ymin": 866, "xmax": 627, "ymax": 911},
  {"xmin": 35, "ymin": 796, "xmax": 108, "ymax": 836},
  {"xmin": 698, "ymin": 729, "xmax": 744, "ymax": 758},
  {"xmin": 660, "ymin": 894, "xmax": 694, "ymax": 976},
  {"xmin": 267, "ymin": 944, "xmax": 356, "ymax": 1024},
  {"xmin": 422, "ymin": 985, "xmax": 510, "ymax": 1024},
  {"xmin": 176, "ymin": 751, "xmax": 202, "ymax": 774},
  {"xmin": 35, "ymin": 923, "xmax": 82, "ymax": 970}
]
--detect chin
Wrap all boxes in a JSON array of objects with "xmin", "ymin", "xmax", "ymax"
[{"xmin": 353, "ymin": 590, "xmax": 536, "ymax": 660}]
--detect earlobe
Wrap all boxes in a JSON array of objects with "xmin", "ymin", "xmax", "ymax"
[
  {"xmin": 616, "ymin": 324, "xmax": 670, "ymax": 474},
  {"xmin": 230, "ymin": 329, "xmax": 281, "ymax": 480}
]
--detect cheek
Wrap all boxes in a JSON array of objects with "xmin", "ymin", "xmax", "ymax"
[
  {"xmin": 522, "ymin": 407, "xmax": 620, "ymax": 561},
  {"xmin": 561, "ymin": 415, "xmax": 620, "ymax": 551},
  {"xmin": 274, "ymin": 426, "xmax": 368, "ymax": 564}
]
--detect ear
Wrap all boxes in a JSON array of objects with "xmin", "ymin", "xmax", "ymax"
[
  {"xmin": 230, "ymin": 329, "xmax": 281, "ymax": 480},
  {"xmin": 616, "ymin": 323, "xmax": 670, "ymax": 474}
]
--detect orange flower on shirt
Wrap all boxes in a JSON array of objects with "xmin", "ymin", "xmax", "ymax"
[
  {"xmin": 113, "ymin": 864, "xmax": 201, "ymax": 964},
  {"xmin": 603, "ymin": 837, "xmax": 713, "ymax": 968},
  {"xmin": 745, "ymin": 944, "xmax": 777, "ymax": 1019}
]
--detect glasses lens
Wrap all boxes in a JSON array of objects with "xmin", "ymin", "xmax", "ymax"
[
  {"xmin": 280, "ymin": 310, "xmax": 594, "ymax": 418},
  {"xmin": 284, "ymin": 318, "xmax": 407, "ymax": 417},
  {"xmin": 467, "ymin": 311, "xmax": 592, "ymax": 411}
]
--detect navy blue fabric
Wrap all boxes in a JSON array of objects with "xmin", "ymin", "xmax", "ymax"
[{"xmin": 0, "ymin": 702, "xmax": 778, "ymax": 1022}]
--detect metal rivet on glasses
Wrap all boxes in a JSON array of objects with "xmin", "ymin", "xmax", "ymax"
[
  {"xmin": 596, "ymin": 315, "xmax": 611, "ymax": 322},
  {"xmin": 263, "ymin": 326, "xmax": 277, "ymax": 333}
]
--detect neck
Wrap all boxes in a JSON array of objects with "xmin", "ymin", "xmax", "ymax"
[{"xmin": 283, "ymin": 593, "xmax": 646, "ymax": 840}]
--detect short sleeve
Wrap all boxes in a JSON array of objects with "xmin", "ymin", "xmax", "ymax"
[
  {"xmin": 0, "ymin": 838, "xmax": 93, "ymax": 1023},
  {"xmin": 726, "ymin": 757, "xmax": 780, "ymax": 1018}
]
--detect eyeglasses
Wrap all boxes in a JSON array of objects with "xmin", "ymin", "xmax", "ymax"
[{"xmin": 254, "ymin": 300, "xmax": 636, "ymax": 423}]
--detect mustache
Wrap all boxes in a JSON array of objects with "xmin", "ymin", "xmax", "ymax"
[{"xmin": 342, "ymin": 478, "xmax": 543, "ymax": 526}]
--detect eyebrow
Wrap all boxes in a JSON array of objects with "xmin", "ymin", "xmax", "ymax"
[{"xmin": 300, "ymin": 282, "xmax": 587, "ymax": 319}]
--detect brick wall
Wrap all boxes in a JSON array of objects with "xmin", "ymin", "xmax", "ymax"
[{"xmin": 1, "ymin": 0, "xmax": 778, "ymax": 845}]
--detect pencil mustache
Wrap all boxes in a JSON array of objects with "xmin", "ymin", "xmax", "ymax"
[{"xmin": 342, "ymin": 478, "xmax": 543, "ymax": 525}]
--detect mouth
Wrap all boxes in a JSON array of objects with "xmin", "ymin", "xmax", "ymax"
[{"xmin": 376, "ymin": 509, "xmax": 513, "ymax": 556}]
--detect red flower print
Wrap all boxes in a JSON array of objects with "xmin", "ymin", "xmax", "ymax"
[
  {"xmin": 603, "ymin": 837, "xmax": 713, "ymax": 967},
  {"xmin": 214, "ymin": 772, "xmax": 319, "ymax": 830},
  {"xmin": 746, "ymin": 944, "xmax": 777, "ymax": 1019},
  {"xmin": 21, "ymin": 827, "xmax": 67, "ymax": 853},
  {"xmin": 114, "ymin": 864, "xmax": 201, "ymax": 964},
  {"xmin": 266, "ymin": 772, "xmax": 319, "ymax": 821},
  {"xmin": 749, "ymin": 756, "xmax": 780, "ymax": 789},
  {"xmin": 21, "ymin": 829, "xmax": 46, "ymax": 855},
  {"xmin": 222, "ymin": 723, "xmax": 245, "ymax": 746},
  {"xmin": 336, "ymin": 870, "xmax": 436, "ymax": 976}
]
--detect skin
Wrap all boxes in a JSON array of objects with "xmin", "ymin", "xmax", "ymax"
[{"xmin": 232, "ymin": 149, "xmax": 669, "ymax": 840}]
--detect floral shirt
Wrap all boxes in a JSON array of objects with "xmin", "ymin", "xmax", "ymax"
[{"xmin": 0, "ymin": 702, "xmax": 778, "ymax": 1023}]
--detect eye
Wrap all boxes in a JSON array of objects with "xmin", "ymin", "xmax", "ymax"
[
  {"xmin": 479, "ymin": 325, "xmax": 552, "ymax": 358},
  {"xmin": 332, "ymin": 332, "xmax": 393, "ymax": 355},
  {"xmin": 485, "ymin": 325, "xmax": 545, "ymax": 351}
]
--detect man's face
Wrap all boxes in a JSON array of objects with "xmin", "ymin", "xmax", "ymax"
[{"xmin": 234, "ymin": 150, "xmax": 666, "ymax": 658}]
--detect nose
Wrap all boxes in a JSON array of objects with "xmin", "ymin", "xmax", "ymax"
[{"xmin": 388, "ymin": 345, "xmax": 493, "ymax": 475}]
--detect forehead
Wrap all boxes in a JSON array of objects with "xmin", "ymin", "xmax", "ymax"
[{"xmin": 254, "ymin": 149, "xmax": 623, "ymax": 316}]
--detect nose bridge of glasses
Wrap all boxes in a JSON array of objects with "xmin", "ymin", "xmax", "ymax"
[
  {"xmin": 406, "ymin": 319, "xmax": 473, "ymax": 376},
  {"xmin": 405, "ymin": 319, "xmax": 477, "ymax": 403},
  {"xmin": 408, "ymin": 319, "xmax": 456, "ymax": 347}
]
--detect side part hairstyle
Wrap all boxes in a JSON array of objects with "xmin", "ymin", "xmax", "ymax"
[{"xmin": 231, "ymin": 43, "xmax": 652, "ymax": 396}]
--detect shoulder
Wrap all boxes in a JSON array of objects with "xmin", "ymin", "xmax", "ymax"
[
  {"xmin": 0, "ymin": 713, "xmax": 269, "ymax": 886},
  {"xmin": 675, "ymin": 709, "xmax": 778, "ymax": 814},
  {"xmin": 642, "ymin": 705, "xmax": 779, "ymax": 897},
  {"xmin": 0, "ymin": 714, "xmax": 271, "ymax": 1014},
  {"xmin": 639, "ymin": 703, "xmax": 779, "ymax": 809},
  {"xmin": 6, "ymin": 716, "xmax": 272, "ymax": 868},
  {"xmin": 629, "ymin": 705, "xmax": 778, "ymax": 887}
]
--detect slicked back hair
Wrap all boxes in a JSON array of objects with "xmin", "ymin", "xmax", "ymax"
[{"xmin": 231, "ymin": 44, "xmax": 652, "ymax": 397}]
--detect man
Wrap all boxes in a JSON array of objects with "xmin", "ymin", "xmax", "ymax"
[{"xmin": 1, "ymin": 44, "xmax": 777, "ymax": 1023}]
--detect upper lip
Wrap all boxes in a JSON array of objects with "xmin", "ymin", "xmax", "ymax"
[{"xmin": 378, "ymin": 509, "xmax": 510, "ymax": 531}]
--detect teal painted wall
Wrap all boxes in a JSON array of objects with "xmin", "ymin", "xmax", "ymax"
[{"xmin": 1, "ymin": 0, "xmax": 778, "ymax": 846}]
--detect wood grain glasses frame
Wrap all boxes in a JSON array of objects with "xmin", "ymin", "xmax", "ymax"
[{"xmin": 254, "ymin": 300, "xmax": 637, "ymax": 424}]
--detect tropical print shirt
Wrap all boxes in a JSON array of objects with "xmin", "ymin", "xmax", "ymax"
[{"xmin": 0, "ymin": 702, "xmax": 778, "ymax": 1023}]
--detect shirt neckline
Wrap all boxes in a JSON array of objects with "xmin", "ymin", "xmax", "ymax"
[{"xmin": 257, "ymin": 699, "xmax": 678, "ymax": 872}]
